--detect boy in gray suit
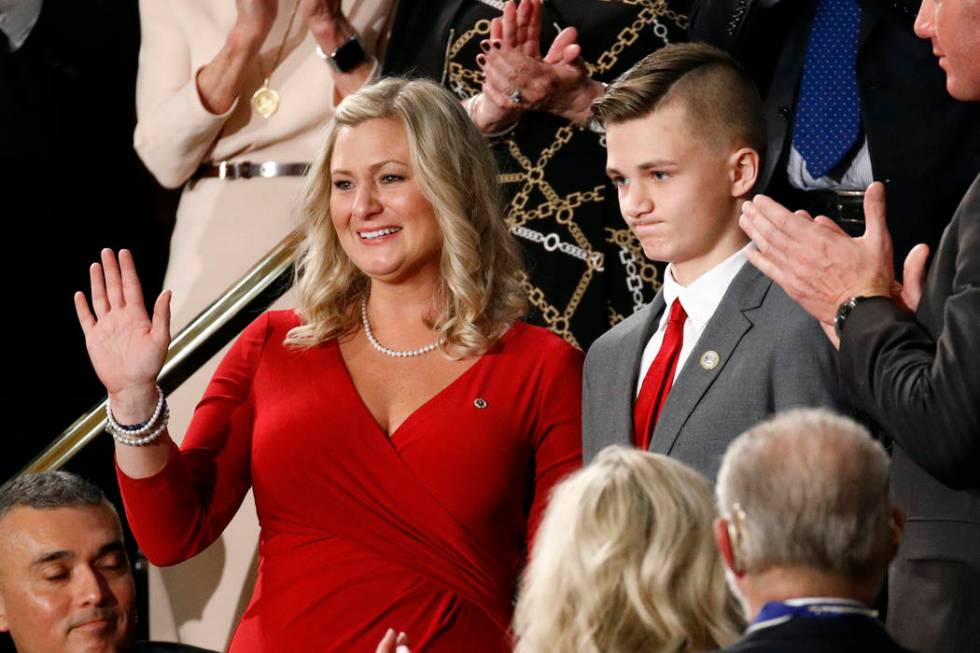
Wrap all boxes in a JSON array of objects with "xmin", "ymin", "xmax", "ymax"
[{"xmin": 582, "ymin": 43, "xmax": 839, "ymax": 478}]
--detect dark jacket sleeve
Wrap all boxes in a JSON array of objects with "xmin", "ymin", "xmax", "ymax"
[{"xmin": 839, "ymin": 191, "xmax": 980, "ymax": 490}]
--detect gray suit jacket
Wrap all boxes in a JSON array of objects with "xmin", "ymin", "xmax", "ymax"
[{"xmin": 583, "ymin": 263, "xmax": 840, "ymax": 479}]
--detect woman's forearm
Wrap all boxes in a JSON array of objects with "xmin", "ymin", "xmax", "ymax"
[{"xmin": 195, "ymin": 26, "xmax": 264, "ymax": 115}]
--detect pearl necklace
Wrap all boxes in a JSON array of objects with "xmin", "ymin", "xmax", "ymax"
[{"xmin": 361, "ymin": 300, "xmax": 438, "ymax": 358}]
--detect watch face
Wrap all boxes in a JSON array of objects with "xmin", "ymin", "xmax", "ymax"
[{"xmin": 332, "ymin": 37, "xmax": 366, "ymax": 73}]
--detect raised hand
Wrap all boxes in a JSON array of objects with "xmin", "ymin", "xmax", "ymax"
[
  {"xmin": 300, "ymin": 0, "xmax": 375, "ymax": 100},
  {"xmin": 739, "ymin": 182, "xmax": 896, "ymax": 327},
  {"xmin": 196, "ymin": 0, "xmax": 278, "ymax": 115},
  {"xmin": 75, "ymin": 249, "xmax": 171, "ymax": 416},
  {"xmin": 476, "ymin": 0, "xmax": 603, "ymax": 126},
  {"xmin": 300, "ymin": 0, "xmax": 350, "ymax": 39}
]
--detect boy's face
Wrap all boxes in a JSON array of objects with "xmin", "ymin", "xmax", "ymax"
[{"xmin": 606, "ymin": 103, "xmax": 745, "ymax": 280}]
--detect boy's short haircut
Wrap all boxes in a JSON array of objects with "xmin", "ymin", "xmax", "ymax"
[{"xmin": 592, "ymin": 42, "xmax": 767, "ymax": 167}]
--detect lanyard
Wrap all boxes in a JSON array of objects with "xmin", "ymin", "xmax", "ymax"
[{"xmin": 748, "ymin": 599, "xmax": 880, "ymax": 634}]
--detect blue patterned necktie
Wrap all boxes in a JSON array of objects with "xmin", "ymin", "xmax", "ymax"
[{"xmin": 792, "ymin": 0, "xmax": 863, "ymax": 179}]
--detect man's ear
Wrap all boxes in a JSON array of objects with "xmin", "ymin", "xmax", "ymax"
[
  {"xmin": 729, "ymin": 147, "xmax": 760, "ymax": 198},
  {"xmin": 887, "ymin": 507, "xmax": 906, "ymax": 562},
  {"xmin": 714, "ymin": 517, "xmax": 744, "ymax": 577}
]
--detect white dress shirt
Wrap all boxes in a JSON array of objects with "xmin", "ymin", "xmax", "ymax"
[
  {"xmin": 787, "ymin": 139, "xmax": 875, "ymax": 192},
  {"xmin": 636, "ymin": 245, "xmax": 750, "ymax": 396}
]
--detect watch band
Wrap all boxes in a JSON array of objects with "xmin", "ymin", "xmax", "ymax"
[
  {"xmin": 834, "ymin": 296, "xmax": 873, "ymax": 339},
  {"xmin": 316, "ymin": 34, "xmax": 367, "ymax": 73}
]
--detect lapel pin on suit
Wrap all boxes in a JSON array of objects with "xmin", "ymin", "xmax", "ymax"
[{"xmin": 700, "ymin": 350, "xmax": 721, "ymax": 370}]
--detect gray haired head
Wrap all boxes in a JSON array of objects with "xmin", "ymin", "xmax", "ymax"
[
  {"xmin": 716, "ymin": 408, "xmax": 894, "ymax": 582},
  {"xmin": 0, "ymin": 471, "xmax": 109, "ymax": 520}
]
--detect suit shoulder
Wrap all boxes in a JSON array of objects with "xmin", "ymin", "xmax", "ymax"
[{"xmin": 758, "ymin": 282, "xmax": 825, "ymax": 333}]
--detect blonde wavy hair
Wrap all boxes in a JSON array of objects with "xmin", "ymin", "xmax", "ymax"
[
  {"xmin": 286, "ymin": 77, "xmax": 526, "ymax": 356},
  {"xmin": 514, "ymin": 447, "xmax": 743, "ymax": 653}
]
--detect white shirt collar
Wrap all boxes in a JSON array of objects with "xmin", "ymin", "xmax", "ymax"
[
  {"xmin": 781, "ymin": 597, "xmax": 868, "ymax": 607},
  {"xmin": 661, "ymin": 244, "xmax": 751, "ymax": 332}
]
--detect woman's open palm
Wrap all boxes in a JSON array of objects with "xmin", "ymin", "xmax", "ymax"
[{"xmin": 75, "ymin": 249, "xmax": 171, "ymax": 396}]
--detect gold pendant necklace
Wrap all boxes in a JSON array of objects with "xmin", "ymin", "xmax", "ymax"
[
  {"xmin": 251, "ymin": 0, "xmax": 301, "ymax": 119},
  {"xmin": 251, "ymin": 79, "xmax": 281, "ymax": 118}
]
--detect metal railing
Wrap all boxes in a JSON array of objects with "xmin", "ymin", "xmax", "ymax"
[{"xmin": 20, "ymin": 230, "xmax": 303, "ymax": 474}]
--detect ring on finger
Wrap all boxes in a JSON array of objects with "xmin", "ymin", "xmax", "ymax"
[{"xmin": 508, "ymin": 89, "xmax": 523, "ymax": 104}]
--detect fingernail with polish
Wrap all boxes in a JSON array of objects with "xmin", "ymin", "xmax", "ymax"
[
  {"xmin": 492, "ymin": 40, "xmax": 501, "ymax": 49},
  {"xmin": 480, "ymin": 40, "xmax": 491, "ymax": 52},
  {"xmin": 476, "ymin": 54, "xmax": 486, "ymax": 67}
]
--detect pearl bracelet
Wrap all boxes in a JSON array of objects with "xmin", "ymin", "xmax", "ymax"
[
  {"xmin": 105, "ymin": 385, "xmax": 170, "ymax": 446},
  {"xmin": 109, "ymin": 404, "xmax": 170, "ymax": 447}
]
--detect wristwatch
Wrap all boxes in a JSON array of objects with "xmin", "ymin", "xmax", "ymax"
[
  {"xmin": 316, "ymin": 35, "xmax": 367, "ymax": 73},
  {"xmin": 834, "ymin": 296, "xmax": 873, "ymax": 339}
]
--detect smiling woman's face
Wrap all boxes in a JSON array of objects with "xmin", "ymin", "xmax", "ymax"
[
  {"xmin": 0, "ymin": 504, "xmax": 135, "ymax": 653},
  {"xmin": 329, "ymin": 117, "xmax": 443, "ymax": 287}
]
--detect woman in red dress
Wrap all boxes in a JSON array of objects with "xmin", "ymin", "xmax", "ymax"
[{"xmin": 75, "ymin": 78, "xmax": 583, "ymax": 652}]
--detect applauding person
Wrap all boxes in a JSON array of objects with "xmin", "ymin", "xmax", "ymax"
[{"xmin": 384, "ymin": 0, "xmax": 690, "ymax": 350}]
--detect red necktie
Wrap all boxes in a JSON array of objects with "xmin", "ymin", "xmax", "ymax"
[{"xmin": 633, "ymin": 300, "xmax": 688, "ymax": 451}]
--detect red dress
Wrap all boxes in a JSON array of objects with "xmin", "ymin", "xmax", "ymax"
[{"xmin": 117, "ymin": 311, "xmax": 583, "ymax": 652}]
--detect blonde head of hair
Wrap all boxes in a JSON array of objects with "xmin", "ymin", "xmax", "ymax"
[
  {"xmin": 286, "ymin": 77, "xmax": 526, "ymax": 357},
  {"xmin": 515, "ymin": 446, "xmax": 743, "ymax": 653}
]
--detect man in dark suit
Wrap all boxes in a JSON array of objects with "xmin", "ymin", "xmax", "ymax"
[
  {"xmin": 689, "ymin": 0, "xmax": 980, "ymax": 271},
  {"xmin": 714, "ymin": 409, "xmax": 913, "ymax": 653},
  {"xmin": 739, "ymin": 1, "xmax": 980, "ymax": 649}
]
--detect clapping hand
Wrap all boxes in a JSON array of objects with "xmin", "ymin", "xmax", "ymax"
[
  {"xmin": 738, "ymin": 182, "xmax": 932, "ymax": 349},
  {"xmin": 75, "ymin": 249, "xmax": 171, "ymax": 420},
  {"xmin": 473, "ymin": 0, "xmax": 602, "ymax": 127},
  {"xmin": 301, "ymin": 0, "xmax": 354, "ymax": 45}
]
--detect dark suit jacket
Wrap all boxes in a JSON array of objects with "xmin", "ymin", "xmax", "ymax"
[
  {"xmin": 720, "ymin": 615, "xmax": 917, "ymax": 652},
  {"xmin": 583, "ymin": 263, "xmax": 839, "ymax": 478},
  {"xmin": 839, "ymin": 175, "xmax": 980, "ymax": 651},
  {"xmin": 689, "ymin": 0, "xmax": 980, "ymax": 266}
]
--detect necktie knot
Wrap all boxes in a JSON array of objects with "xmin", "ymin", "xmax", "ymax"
[{"xmin": 667, "ymin": 299, "xmax": 688, "ymax": 326}]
